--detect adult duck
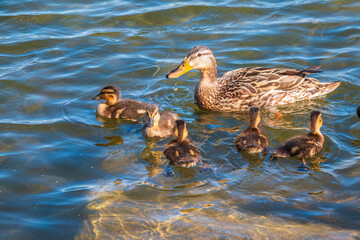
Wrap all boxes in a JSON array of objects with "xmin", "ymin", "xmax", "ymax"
[{"xmin": 166, "ymin": 46, "xmax": 341, "ymax": 112}]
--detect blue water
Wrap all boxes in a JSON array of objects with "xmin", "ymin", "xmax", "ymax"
[{"xmin": 1, "ymin": 0, "xmax": 360, "ymax": 239}]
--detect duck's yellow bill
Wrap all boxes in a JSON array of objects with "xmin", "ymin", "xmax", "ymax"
[{"xmin": 166, "ymin": 58, "xmax": 193, "ymax": 78}]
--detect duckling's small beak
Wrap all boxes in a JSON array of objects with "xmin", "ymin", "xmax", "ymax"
[
  {"xmin": 148, "ymin": 117, "xmax": 155, "ymax": 128},
  {"xmin": 92, "ymin": 94, "xmax": 102, "ymax": 100},
  {"xmin": 166, "ymin": 58, "xmax": 193, "ymax": 79}
]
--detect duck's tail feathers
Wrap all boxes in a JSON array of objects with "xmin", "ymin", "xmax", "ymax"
[
  {"xmin": 299, "ymin": 66, "xmax": 323, "ymax": 76},
  {"xmin": 320, "ymin": 81, "xmax": 341, "ymax": 95}
]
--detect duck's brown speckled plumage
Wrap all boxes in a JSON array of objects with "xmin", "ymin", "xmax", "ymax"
[
  {"xmin": 272, "ymin": 111, "xmax": 324, "ymax": 159},
  {"xmin": 167, "ymin": 46, "xmax": 341, "ymax": 112},
  {"xmin": 142, "ymin": 104, "xmax": 179, "ymax": 138},
  {"xmin": 93, "ymin": 85, "xmax": 151, "ymax": 120},
  {"xmin": 235, "ymin": 107, "xmax": 269, "ymax": 153},
  {"xmin": 164, "ymin": 120, "xmax": 201, "ymax": 167}
]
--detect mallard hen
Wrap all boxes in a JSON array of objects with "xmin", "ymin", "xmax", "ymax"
[{"xmin": 166, "ymin": 46, "xmax": 341, "ymax": 112}]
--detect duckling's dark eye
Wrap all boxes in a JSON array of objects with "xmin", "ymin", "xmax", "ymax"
[{"xmin": 197, "ymin": 53, "xmax": 202, "ymax": 57}]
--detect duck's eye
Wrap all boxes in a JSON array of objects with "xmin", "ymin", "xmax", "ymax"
[{"xmin": 197, "ymin": 53, "xmax": 202, "ymax": 57}]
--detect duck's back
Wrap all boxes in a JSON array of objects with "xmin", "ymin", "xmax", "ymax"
[
  {"xmin": 235, "ymin": 128, "xmax": 269, "ymax": 153},
  {"xmin": 110, "ymin": 99, "xmax": 149, "ymax": 119},
  {"xmin": 209, "ymin": 67, "xmax": 340, "ymax": 111},
  {"xmin": 164, "ymin": 140, "xmax": 201, "ymax": 167},
  {"xmin": 273, "ymin": 133, "xmax": 324, "ymax": 158},
  {"xmin": 159, "ymin": 112, "xmax": 179, "ymax": 128}
]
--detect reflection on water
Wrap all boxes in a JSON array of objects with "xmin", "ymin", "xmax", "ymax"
[
  {"xmin": 1, "ymin": 0, "xmax": 360, "ymax": 239},
  {"xmin": 75, "ymin": 181, "xmax": 357, "ymax": 240},
  {"xmin": 95, "ymin": 136, "xmax": 124, "ymax": 147}
]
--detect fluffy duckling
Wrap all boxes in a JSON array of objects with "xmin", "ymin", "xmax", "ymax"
[
  {"xmin": 166, "ymin": 46, "xmax": 341, "ymax": 112},
  {"xmin": 164, "ymin": 120, "xmax": 201, "ymax": 167},
  {"xmin": 272, "ymin": 111, "xmax": 324, "ymax": 162},
  {"xmin": 92, "ymin": 85, "xmax": 150, "ymax": 121},
  {"xmin": 235, "ymin": 107, "xmax": 269, "ymax": 153},
  {"xmin": 142, "ymin": 104, "xmax": 179, "ymax": 138}
]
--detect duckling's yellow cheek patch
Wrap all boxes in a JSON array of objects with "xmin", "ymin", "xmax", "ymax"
[
  {"xmin": 175, "ymin": 151, "xmax": 180, "ymax": 157},
  {"xmin": 189, "ymin": 150, "xmax": 195, "ymax": 156}
]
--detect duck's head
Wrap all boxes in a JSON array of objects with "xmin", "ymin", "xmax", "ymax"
[
  {"xmin": 146, "ymin": 104, "xmax": 160, "ymax": 128},
  {"xmin": 93, "ymin": 85, "xmax": 120, "ymax": 105},
  {"xmin": 309, "ymin": 111, "xmax": 322, "ymax": 134},
  {"xmin": 248, "ymin": 107, "xmax": 261, "ymax": 128},
  {"xmin": 166, "ymin": 46, "xmax": 216, "ymax": 79},
  {"xmin": 173, "ymin": 119, "xmax": 188, "ymax": 142}
]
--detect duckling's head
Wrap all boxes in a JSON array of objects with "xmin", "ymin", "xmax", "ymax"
[
  {"xmin": 166, "ymin": 46, "xmax": 216, "ymax": 78},
  {"xmin": 173, "ymin": 119, "xmax": 188, "ymax": 142},
  {"xmin": 146, "ymin": 104, "xmax": 160, "ymax": 128},
  {"xmin": 93, "ymin": 85, "xmax": 121, "ymax": 105},
  {"xmin": 248, "ymin": 107, "xmax": 261, "ymax": 128},
  {"xmin": 309, "ymin": 111, "xmax": 322, "ymax": 134}
]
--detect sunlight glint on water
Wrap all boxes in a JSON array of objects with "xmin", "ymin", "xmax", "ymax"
[{"xmin": 0, "ymin": 0, "xmax": 359, "ymax": 239}]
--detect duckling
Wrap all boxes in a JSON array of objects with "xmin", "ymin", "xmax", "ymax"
[
  {"xmin": 166, "ymin": 46, "xmax": 341, "ymax": 112},
  {"xmin": 92, "ymin": 84, "xmax": 150, "ymax": 121},
  {"xmin": 357, "ymin": 105, "xmax": 360, "ymax": 119},
  {"xmin": 141, "ymin": 104, "xmax": 179, "ymax": 138},
  {"xmin": 272, "ymin": 111, "xmax": 324, "ymax": 163},
  {"xmin": 164, "ymin": 120, "xmax": 201, "ymax": 167},
  {"xmin": 235, "ymin": 107, "xmax": 269, "ymax": 153}
]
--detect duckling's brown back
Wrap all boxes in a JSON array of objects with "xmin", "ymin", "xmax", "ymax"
[
  {"xmin": 273, "ymin": 134, "xmax": 323, "ymax": 158},
  {"xmin": 235, "ymin": 126, "xmax": 269, "ymax": 153},
  {"xmin": 111, "ymin": 100, "xmax": 150, "ymax": 119},
  {"xmin": 164, "ymin": 141, "xmax": 201, "ymax": 168}
]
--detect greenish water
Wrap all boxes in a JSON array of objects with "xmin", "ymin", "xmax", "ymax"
[{"xmin": 1, "ymin": 0, "xmax": 360, "ymax": 239}]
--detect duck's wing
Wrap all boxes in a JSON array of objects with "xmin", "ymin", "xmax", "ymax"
[
  {"xmin": 218, "ymin": 66, "xmax": 340, "ymax": 108},
  {"xmin": 219, "ymin": 67, "xmax": 320, "ymax": 93}
]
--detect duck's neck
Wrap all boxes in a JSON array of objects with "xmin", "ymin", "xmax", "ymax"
[
  {"xmin": 249, "ymin": 122, "xmax": 258, "ymax": 129},
  {"xmin": 194, "ymin": 67, "xmax": 218, "ymax": 110},
  {"xmin": 199, "ymin": 67, "xmax": 218, "ymax": 85},
  {"xmin": 309, "ymin": 130, "xmax": 324, "ymax": 142}
]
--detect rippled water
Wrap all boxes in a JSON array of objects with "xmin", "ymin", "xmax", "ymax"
[{"xmin": 1, "ymin": 0, "xmax": 360, "ymax": 239}]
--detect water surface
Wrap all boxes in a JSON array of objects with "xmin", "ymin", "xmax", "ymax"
[{"xmin": 1, "ymin": 0, "xmax": 360, "ymax": 239}]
